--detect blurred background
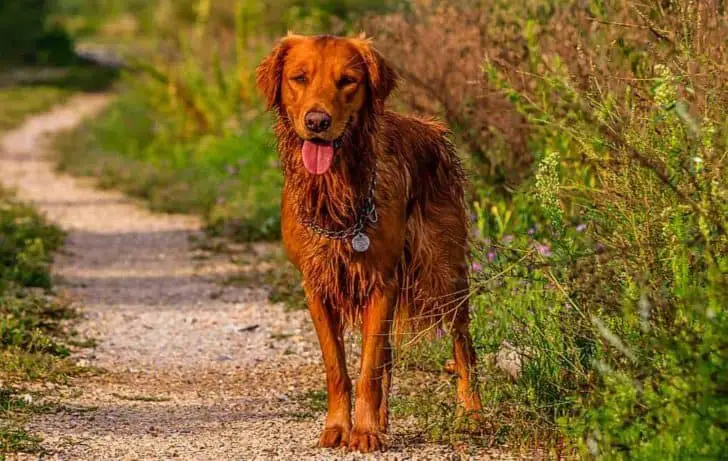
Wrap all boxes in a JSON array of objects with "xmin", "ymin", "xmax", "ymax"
[{"xmin": 1, "ymin": 0, "xmax": 726, "ymax": 458}]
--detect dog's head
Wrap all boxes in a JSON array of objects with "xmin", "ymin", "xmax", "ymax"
[{"xmin": 256, "ymin": 34, "xmax": 397, "ymax": 174}]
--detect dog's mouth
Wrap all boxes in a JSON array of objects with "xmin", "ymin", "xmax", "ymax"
[
  {"xmin": 298, "ymin": 117, "xmax": 352, "ymax": 175},
  {"xmin": 301, "ymin": 138, "xmax": 334, "ymax": 175},
  {"xmin": 300, "ymin": 136, "xmax": 344, "ymax": 175}
]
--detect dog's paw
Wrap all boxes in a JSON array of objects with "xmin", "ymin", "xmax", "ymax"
[
  {"xmin": 318, "ymin": 425, "xmax": 349, "ymax": 448},
  {"xmin": 347, "ymin": 429, "xmax": 385, "ymax": 453}
]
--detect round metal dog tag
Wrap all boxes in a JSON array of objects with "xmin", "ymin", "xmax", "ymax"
[{"xmin": 351, "ymin": 232, "xmax": 370, "ymax": 253}]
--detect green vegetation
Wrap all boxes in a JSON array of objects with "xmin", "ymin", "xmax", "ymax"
[
  {"xmin": 0, "ymin": 0, "xmax": 76, "ymax": 66},
  {"xmin": 55, "ymin": 92, "xmax": 281, "ymax": 241},
  {"xmin": 0, "ymin": 16, "xmax": 112, "ymax": 448},
  {"xmin": 0, "ymin": 86, "xmax": 69, "ymax": 136},
  {"xmin": 0, "ymin": 188, "xmax": 82, "ymax": 456},
  {"xmin": 428, "ymin": 2, "xmax": 726, "ymax": 458},
  {"xmin": 0, "ymin": 0, "xmax": 119, "ymax": 136},
  {"xmin": 0, "ymin": 66, "xmax": 118, "ymax": 136},
  {"xmin": 51, "ymin": 0, "xmax": 727, "ymax": 458}
]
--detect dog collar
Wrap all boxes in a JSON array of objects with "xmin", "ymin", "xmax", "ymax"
[{"xmin": 300, "ymin": 170, "xmax": 377, "ymax": 253}]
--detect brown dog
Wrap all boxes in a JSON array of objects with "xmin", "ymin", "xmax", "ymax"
[{"xmin": 257, "ymin": 34, "xmax": 482, "ymax": 452}]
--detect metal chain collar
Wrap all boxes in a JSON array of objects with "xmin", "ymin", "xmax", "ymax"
[{"xmin": 300, "ymin": 171, "xmax": 378, "ymax": 241}]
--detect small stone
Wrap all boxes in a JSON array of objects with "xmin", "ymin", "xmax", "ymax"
[{"xmin": 496, "ymin": 340, "xmax": 525, "ymax": 380}]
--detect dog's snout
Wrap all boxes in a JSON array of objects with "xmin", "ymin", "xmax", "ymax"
[{"xmin": 304, "ymin": 111, "xmax": 332, "ymax": 133}]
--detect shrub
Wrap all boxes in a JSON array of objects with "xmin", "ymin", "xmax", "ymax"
[
  {"xmin": 364, "ymin": 0, "xmax": 533, "ymax": 189},
  {"xmin": 0, "ymin": 0, "xmax": 77, "ymax": 66},
  {"xmin": 462, "ymin": 0, "xmax": 728, "ymax": 457}
]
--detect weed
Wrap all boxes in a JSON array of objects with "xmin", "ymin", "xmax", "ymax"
[
  {"xmin": 0, "ymin": 188, "xmax": 89, "ymax": 456},
  {"xmin": 299, "ymin": 388, "xmax": 327, "ymax": 415}
]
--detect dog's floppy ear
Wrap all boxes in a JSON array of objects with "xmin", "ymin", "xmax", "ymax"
[
  {"xmin": 352, "ymin": 37, "xmax": 398, "ymax": 113},
  {"xmin": 256, "ymin": 34, "xmax": 300, "ymax": 111}
]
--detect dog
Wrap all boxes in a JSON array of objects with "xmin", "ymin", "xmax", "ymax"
[{"xmin": 257, "ymin": 34, "xmax": 482, "ymax": 453}]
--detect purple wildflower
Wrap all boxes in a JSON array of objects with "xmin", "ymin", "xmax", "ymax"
[
  {"xmin": 502, "ymin": 234, "xmax": 514, "ymax": 244},
  {"xmin": 528, "ymin": 227, "xmax": 536, "ymax": 236},
  {"xmin": 576, "ymin": 223, "xmax": 587, "ymax": 232},
  {"xmin": 487, "ymin": 249, "xmax": 497, "ymax": 262},
  {"xmin": 534, "ymin": 243, "xmax": 552, "ymax": 257},
  {"xmin": 436, "ymin": 327, "xmax": 446, "ymax": 339},
  {"xmin": 471, "ymin": 262, "xmax": 483, "ymax": 272}
]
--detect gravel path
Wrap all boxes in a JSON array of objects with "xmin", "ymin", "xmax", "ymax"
[{"xmin": 1, "ymin": 96, "xmax": 514, "ymax": 460}]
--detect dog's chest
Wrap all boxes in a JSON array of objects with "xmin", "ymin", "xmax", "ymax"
[{"xmin": 299, "ymin": 238, "xmax": 384, "ymax": 310}]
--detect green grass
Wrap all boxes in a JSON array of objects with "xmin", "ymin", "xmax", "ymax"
[
  {"xmin": 0, "ymin": 188, "xmax": 88, "ymax": 456},
  {"xmin": 0, "ymin": 86, "xmax": 70, "ymax": 135},
  {"xmin": 55, "ymin": 84, "xmax": 282, "ymax": 241},
  {"xmin": 0, "ymin": 65, "xmax": 119, "ymax": 135}
]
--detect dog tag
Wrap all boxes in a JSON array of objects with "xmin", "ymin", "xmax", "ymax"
[{"xmin": 351, "ymin": 232, "xmax": 370, "ymax": 252}]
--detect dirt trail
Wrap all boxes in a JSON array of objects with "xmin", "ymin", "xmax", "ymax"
[{"xmin": 1, "ymin": 96, "xmax": 509, "ymax": 460}]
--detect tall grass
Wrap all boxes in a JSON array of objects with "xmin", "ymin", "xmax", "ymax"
[{"xmin": 457, "ymin": 1, "xmax": 727, "ymax": 457}]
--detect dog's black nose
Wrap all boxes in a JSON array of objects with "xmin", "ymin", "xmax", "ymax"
[{"xmin": 304, "ymin": 111, "xmax": 332, "ymax": 133}]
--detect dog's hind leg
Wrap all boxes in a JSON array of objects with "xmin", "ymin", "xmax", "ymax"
[
  {"xmin": 306, "ymin": 288, "xmax": 352, "ymax": 448},
  {"xmin": 451, "ymin": 278, "xmax": 483, "ymax": 417}
]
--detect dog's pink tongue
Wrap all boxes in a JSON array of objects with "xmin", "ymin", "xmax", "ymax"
[{"xmin": 302, "ymin": 140, "xmax": 334, "ymax": 175}]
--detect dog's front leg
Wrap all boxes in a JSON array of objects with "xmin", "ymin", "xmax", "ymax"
[
  {"xmin": 349, "ymin": 285, "xmax": 394, "ymax": 453},
  {"xmin": 306, "ymin": 287, "xmax": 352, "ymax": 448}
]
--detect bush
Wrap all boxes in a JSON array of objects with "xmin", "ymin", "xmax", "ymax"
[
  {"xmin": 0, "ymin": 0, "xmax": 77, "ymax": 66},
  {"xmin": 0, "ymin": 197, "xmax": 63, "ymax": 290},
  {"xmin": 460, "ymin": 0, "xmax": 728, "ymax": 457},
  {"xmin": 365, "ymin": 0, "xmax": 533, "ymax": 189}
]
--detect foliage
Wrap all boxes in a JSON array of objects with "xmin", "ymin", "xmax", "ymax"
[
  {"xmin": 0, "ymin": 0, "xmax": 77, "ymax": 66},
  {"xmin": 53, "ymin": 0, "xmax": 403, "ymax": 40},
  {"xmin": 0, "ymin": 65, "xmax": 117, "ymax": 135},
  {"xmin": 0, "ymin": 188, "xmax": 81, "ymax": 455},
  {"xmin": 363, "ymin": 0, "xmax": 533, "ymax": 190},
  {"xmin": 461, "ymin": 0, "xmax": 727, "ymax": 457}
]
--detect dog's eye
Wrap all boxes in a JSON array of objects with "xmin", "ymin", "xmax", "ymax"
[
  {"xmin": 291, "ymin": 75, "xmax": 307, "ymax": 84},
  {"xmin": 337, "ymin": 76, "xmax": 357, "ymax": 88}
]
